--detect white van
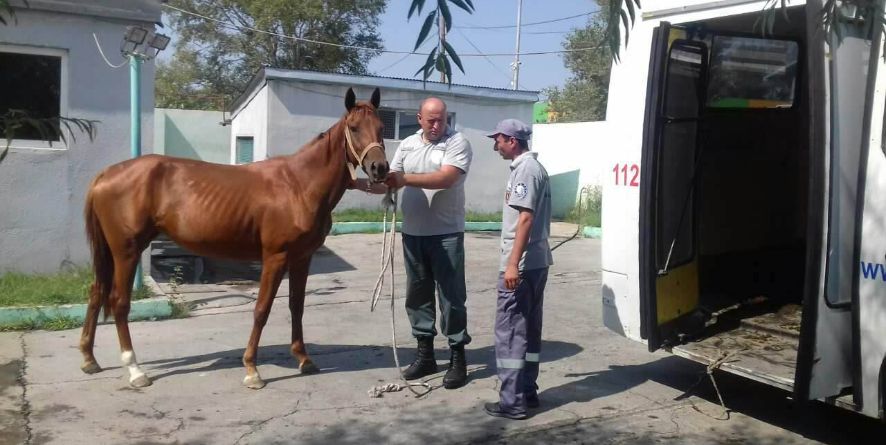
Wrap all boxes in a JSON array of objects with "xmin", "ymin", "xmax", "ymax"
[{"xmin": 601, "ymin": 0, "xmax": 886, "ymax": 419}]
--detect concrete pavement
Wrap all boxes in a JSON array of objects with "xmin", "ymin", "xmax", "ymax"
[{"xmin": 1, "ymin": 228, "xmax": 883, "ymax": 444}]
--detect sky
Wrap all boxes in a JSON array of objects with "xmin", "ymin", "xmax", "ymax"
[
  {"xmin": 158, "ymin": 1, "xmax": 601, "ymax": 96},
  {"xmin": 370, "ymin": 0, "xmax": 600, "ymax": 93}
]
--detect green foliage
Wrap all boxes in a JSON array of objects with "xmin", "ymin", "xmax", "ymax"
[
  {"xmin": 605, "ymin": 0, "xmax": 642, "ymax": 63},
  {"xmin": 409, "ymin": 0, "xmax": 474, "ymax": 85},
  {"xmin": 158, "ymin": 0, "xmax": 386, "ymax": 110},
  {"xmin": 0, "ymin": 267, "xmax": 93, "ymax": 307},
  {"xmin": 1, "ymin": 110, "xmax": 98, "ymax": 164},
  {"xmin": 544, "ymin": 8, "xmax": 612, "ymax": 123},
  {"xmin": 0, "ymin": 0, "xmax": 20, "ymax": 25},
  {"xmin": 0, "ymin": 266, "xmax": 152, "ymax": 307},
  {"xmin": 565, "ymin": 185, "xmax": 602, "ymax": 228}
]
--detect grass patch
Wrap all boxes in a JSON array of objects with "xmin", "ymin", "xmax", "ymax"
[
  {"xmin": 333, "ymin": 208, "xmax": 501, "ymax": 222},
  {"xmin": 565, "ymin": 185, "xmax": 602, "ymax": 228},
  {"xmin": 0, "ymin": 267, "xmax": 154, "ymax": 307},
  {"xmin": 0, "ymin": 315, "xmax": 82, "ymax": 332}
]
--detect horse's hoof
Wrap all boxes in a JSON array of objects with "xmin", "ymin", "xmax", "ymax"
[
  {"xmin": 299, "ymin": 361, "xmax": 319, "ymax": 375},
  {"xmin": 81, "ymin": 362, "xmax": 102, "ymax": 374},
  {"xmin": 130, "ymin": 375, "xmax": 152, "ymax": 388},
  {"xmin": 243, "ymin": 374, "xmax": 266, "ymax": 389}
]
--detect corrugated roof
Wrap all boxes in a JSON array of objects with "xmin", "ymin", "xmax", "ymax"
[
  {"xmin": 9, "ymin": 0, "xmax": 163, "ymax": 23},
  {"xmin": 230, "ymin": 67, "xmax": 539, "ymax": 116}
]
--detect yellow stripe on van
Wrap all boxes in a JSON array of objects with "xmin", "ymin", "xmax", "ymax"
[{"xmin": 655, "ymin": 259, "xmax": 699, "ymax": 325}]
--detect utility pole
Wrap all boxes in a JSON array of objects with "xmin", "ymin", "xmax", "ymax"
[
  {"xmin": 511, "ymin": 0, "xmax": 523, "ymax": 90},
  {"xmin": 439, "ymin": 6, "xmax": 447, "ymax": 83}
]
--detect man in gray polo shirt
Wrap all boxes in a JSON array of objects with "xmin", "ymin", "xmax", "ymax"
[
  {"xmin": 384, "ymin": 97, "xmax": 473, "ymax": 389},
  {"xmin": 483, "ymin": 118, "xmax": 552, "ymax": 420}
]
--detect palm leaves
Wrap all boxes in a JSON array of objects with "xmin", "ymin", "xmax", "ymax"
[
  {"xmin": 1, "ymin": 110, "xmax": 98, "ymax": 163},
  {"xmin": 606, "ymin": 0, "xmax": 642, "ymax": 63},
  {"xmin": 409, "ymin": 0, "xmax": 473, "ymax": 85},
  {"xmin": 0, "ymin": 0, "xmax": 23, "ymax": 25}
]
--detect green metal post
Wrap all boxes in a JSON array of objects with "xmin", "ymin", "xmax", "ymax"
[{"xmin": 130, "ymin": 55, "xmax": 144, "ymax": 291}]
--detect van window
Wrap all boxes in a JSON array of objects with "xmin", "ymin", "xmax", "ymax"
[{"xmin": 706, "ymin": 36, "xmax": 799, "ymax": 109}]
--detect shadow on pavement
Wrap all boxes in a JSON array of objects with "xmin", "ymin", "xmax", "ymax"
[
  {"xmin": 534, "ymin": 355, "xmax": 886, "ymax": 444},
  {"xmin": 151, "ymin": 244, "xmax": 356, "ymax": 284},
  {"xmin": 143, "ymin": 340, "xmax": 583, "ymax": 387}
]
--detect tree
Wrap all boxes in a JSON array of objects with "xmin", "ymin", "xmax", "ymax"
[
  {"xmin": 544, "ymin": 9, "xmax": 611, "ymax": 123},
  {"xmin": 158, "ymin": 0, "xmax": 386, "ymax": 110},
  {"xmin": 407, "ymin": 0, "xmax": 475, "ymax": 85}
]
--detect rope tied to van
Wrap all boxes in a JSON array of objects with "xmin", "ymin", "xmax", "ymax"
[{"xmin": 367, "ymin": 189, "xmax": 433, "ymax": 398}]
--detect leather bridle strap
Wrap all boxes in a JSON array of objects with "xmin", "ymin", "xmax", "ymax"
[{"xmin": 344, "ymin": 126, "xmax": 385, "ymax": 181}]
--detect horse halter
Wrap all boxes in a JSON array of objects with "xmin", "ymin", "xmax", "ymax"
[{"xmin": 343, "ymin": 125, "xmax": 385, "ymax": 181}]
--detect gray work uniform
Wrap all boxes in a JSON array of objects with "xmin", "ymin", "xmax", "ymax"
[
  {"xmin": 495, "ymin": 151, "xmax": 552, "ymax": 415},
  {"xmin": 390, "ymin": 127, "xmax": 473, "ymax": 346}
]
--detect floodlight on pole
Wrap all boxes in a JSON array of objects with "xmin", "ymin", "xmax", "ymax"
[{"xmin": 119, "ymin": 24, "xmax": 169, "ymax": 291}]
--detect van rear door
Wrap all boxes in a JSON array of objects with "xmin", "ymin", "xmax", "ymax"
[
  {"xmin": 639, "ymin": 23, "xmax": 706, "ymax": 351},
  {"xmin": 854, "ymin": 24, "xmax": 886, "ymax": 420}
]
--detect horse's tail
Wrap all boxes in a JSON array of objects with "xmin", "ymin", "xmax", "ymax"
[{"xmin": 84, "ymin": 173, "xmax": 114, "ymax": 321}]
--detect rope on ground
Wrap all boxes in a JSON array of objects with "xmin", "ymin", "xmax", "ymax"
[
  {"xmin": 680, "ymin": 348, "xmax": 744, "ymax": 420},
  {"xmin": 551, "ymin": 185, "xmax": 592, "ymax": 252},
  {"xmin": 367, "ymin": 189, "xmax": 433, "ymax": 398}
]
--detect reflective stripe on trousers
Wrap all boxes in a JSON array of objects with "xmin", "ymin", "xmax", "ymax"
[{"xmin": 494, "ymin": 267, "xmax": 548, "ymax": 415}]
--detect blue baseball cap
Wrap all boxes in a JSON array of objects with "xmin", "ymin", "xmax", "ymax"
[{"xmin": 486, "ymin": 118, "xmax": 532, "ymax": 140}]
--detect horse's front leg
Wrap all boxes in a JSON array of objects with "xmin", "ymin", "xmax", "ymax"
[
  {"xmin": 288, "ymin": 256, "xmax": 319, "ymax": 374},
  {"xmin": 242, "ymin": 251, "xmax": 287, "ymax": 389}
]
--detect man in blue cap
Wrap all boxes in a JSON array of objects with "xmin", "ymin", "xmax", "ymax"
[{"xmin": 483, "ymin": 118, "xmax": 553, "ymax": 420}]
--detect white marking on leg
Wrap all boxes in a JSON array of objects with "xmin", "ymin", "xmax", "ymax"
[{"xmin": 121, "ymin": 350, "xmax": 147, "ymax": 384}]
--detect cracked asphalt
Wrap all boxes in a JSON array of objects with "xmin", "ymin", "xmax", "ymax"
[{"xmin": 1, "ymin": 229, "xmax": 884, "ymax": 444}]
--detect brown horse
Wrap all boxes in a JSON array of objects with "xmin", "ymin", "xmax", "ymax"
[{"xmin": 80, "ymin": 88, "xmax": 388, "ymax": 389}]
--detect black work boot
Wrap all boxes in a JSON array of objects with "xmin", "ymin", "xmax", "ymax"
[
  {"xmin": 442, "ymin": 345, "xmax": 467, "ymax": 389},
  {"xmin": 402, "ymin": 336, "xmax": 438, "ymax": 380}
]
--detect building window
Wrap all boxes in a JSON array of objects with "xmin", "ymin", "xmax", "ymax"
[
  {"xmin": 378, "ymin": 108, "xmax": 457, "ymax": 140},
  {"xmin": 236, "ymin": 136, "xmax": 254, "ymax": 164},
  {"xmin": 0, "ymin": 45, "xmax": 67, "ymax": 146}
]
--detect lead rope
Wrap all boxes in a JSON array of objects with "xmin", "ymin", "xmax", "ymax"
[{"xmin": 367, "ymin": 189, "xmax": 433, "ymax": 398}]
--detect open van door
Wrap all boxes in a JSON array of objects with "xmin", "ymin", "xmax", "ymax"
[
  {"xmin": 639, "ymin": 23, "xmax": 706, "ymax": 351},
  {"xmin": 795, "ymin": 0, "xmax": 864, "ymax": 406},
  {"xmin": 854, "ymin": 24, "xmax": 886, "ymax": 420}
]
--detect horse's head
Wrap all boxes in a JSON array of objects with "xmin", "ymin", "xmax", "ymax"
[{"xmin": 344, "ymin": 87, "xmax": 388, "ymax": 183}]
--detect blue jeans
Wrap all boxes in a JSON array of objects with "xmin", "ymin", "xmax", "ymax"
[{"xmin": 402, "ymin": 232, "xmax": 471, "ymax": 347}]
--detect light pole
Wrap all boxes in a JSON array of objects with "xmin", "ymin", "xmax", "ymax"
[{"xmin": 120, "ymin": 26, "xmax": 170, "ymax": 290}]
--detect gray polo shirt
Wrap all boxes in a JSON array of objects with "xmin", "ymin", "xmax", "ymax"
[
  {"xmin": 500, "ymin": 151, "xmax": 553, "ymax": 272},
  {"xmin": 390, "ymin": 127, "xmax": 473, "ymax": 236}
]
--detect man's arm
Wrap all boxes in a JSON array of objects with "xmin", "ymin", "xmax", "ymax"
[
  {"xmin": 385, "ymin": 165, "xmax": 464, "ymax": 190},
  {"xmin": 348, "ymin": 178, "xmax": 388, "ymax": 194},
  {"xmin": 504, "ymin": 208, "xmax": 534, "ymax": 290}
]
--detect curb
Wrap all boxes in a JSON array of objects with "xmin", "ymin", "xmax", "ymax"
[
  {"xmin": 330, "ymin": 221, "xmax": 501, "ymax": 235},
  {"xmin": 582, "ymin": 226, "xmax": 602, "ymax": 239},
  {"xmin": 0, "ymin": 275, "xmax": 173, "ymax": 329}
]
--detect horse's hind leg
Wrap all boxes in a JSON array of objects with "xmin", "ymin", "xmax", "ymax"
[
  {"xmin": 111, "ymin": 252, "xmax": 152, "ymax": 387},
  {"xmin": 79, "ymin": 282, "xmax": 104, "ymax": 374},
  {"xmin": 243, "ymin": 251, "xmax": 288, "ymax": 389},
  {"xmin": 288, "ymin": 256, "xmax": 318, "ymax": 374}
]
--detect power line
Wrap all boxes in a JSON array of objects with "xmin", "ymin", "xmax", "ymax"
[
  {"xmin": 162, "ymin": 3, "xmax": 606, "ymax": 58},
  {"xmin": 375, "ymin": 52, "xmax": 414, "ymax": 74},
  {"xmin": 453, "ymin": 28, "xmax": 515, "ymax": 87},
  {"xmin": 456, "ymin": 11, "xmax": 601, "ymax": 30}
]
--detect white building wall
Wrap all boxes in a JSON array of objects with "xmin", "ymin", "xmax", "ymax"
[
  {"xmin": 229, "ymin": 85, "xmax": 269, "ymax": 163},
  {"xmin": 532, "ymin": 121, "xmax": 613, "ymax": 216},
  {"xmin": 0, "ymin": 9, "xmax": 157, "ymax": 274},
  {"xmin": 264, "ymin": 81, "xmax": 534, "ymax": 213}
]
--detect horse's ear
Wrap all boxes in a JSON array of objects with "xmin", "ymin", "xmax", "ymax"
[
  {"xmin": 345, "ymin": 88, "xmax": 356, "ymax": 111},
  {"xmin": 370, "ymin": 88, "xmax": 381, "ymax": 109}
]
